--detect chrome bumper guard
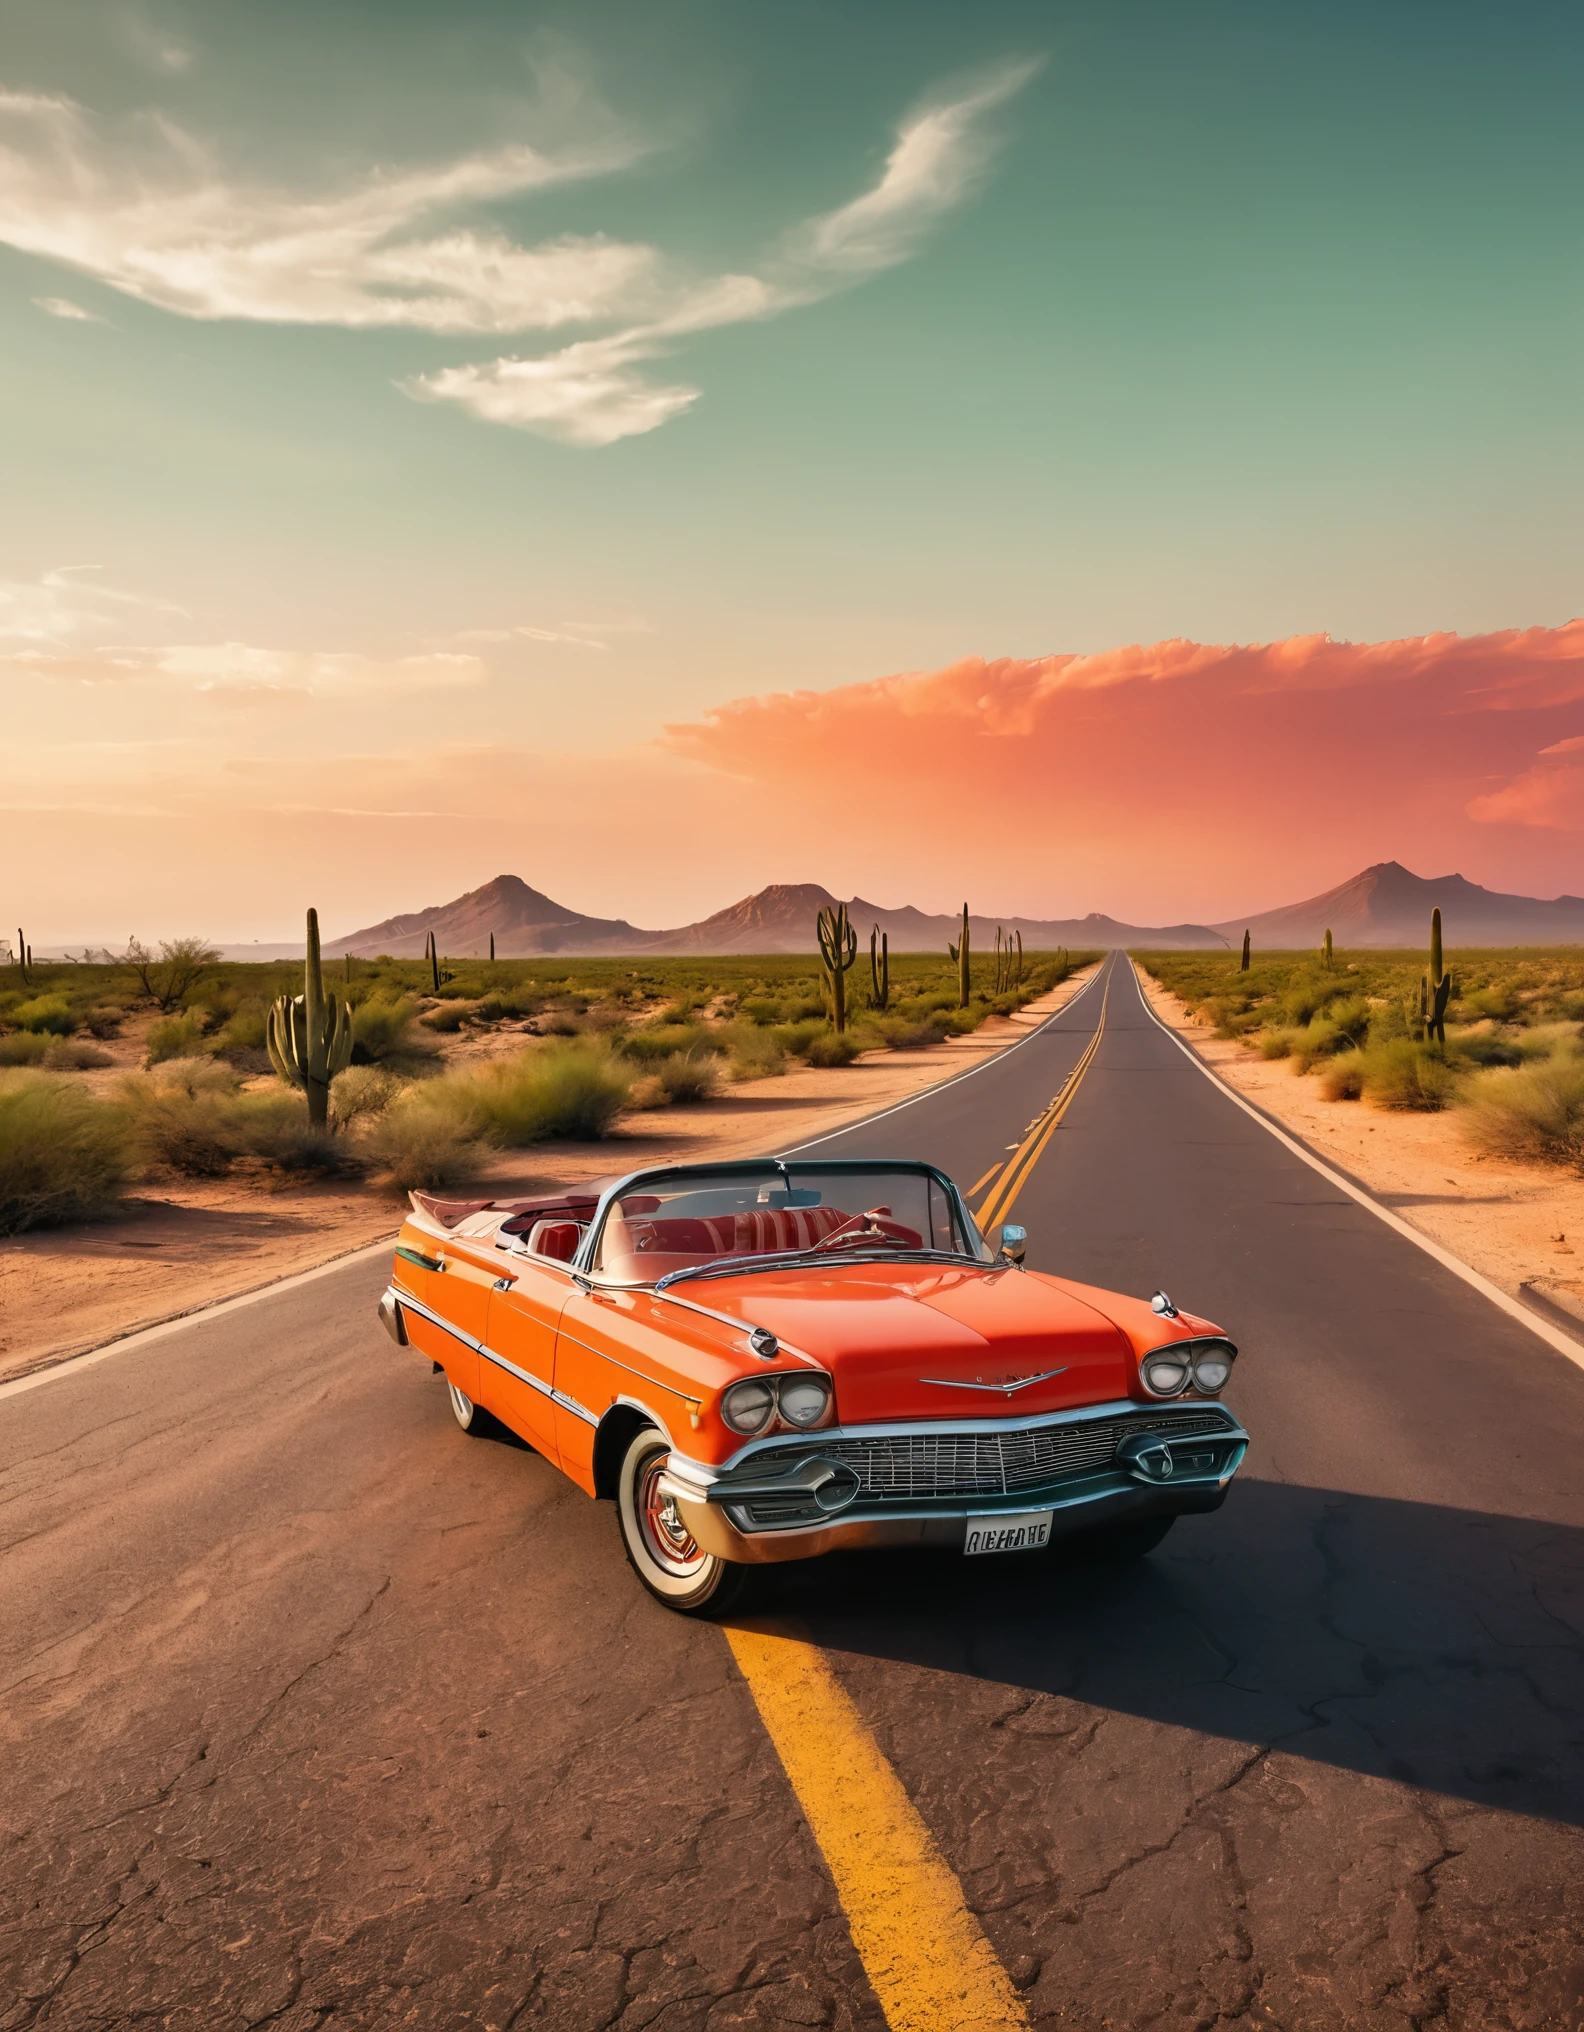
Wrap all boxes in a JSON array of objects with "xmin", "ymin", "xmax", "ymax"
[
  {"xmin": 378, "ymin": 1286, "xmax": 410, "ymax": 1347},
  {"xmin": 657, "ymin": 1401, "xmax": 1249, "ymax": 1566}
]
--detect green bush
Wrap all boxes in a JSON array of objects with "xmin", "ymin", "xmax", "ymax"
[
  {"xmin": 873, "ymin": 1014, "xmax": 950, "ymax": 1050},
  {"xmin": 82, "ymin": 1005, "xmax": 125, "ymax": 1039},
  {"xmin": 363, "ymin": 1089, "xmax": 493, "ymax": 1192},
  {"xmin": 805, "ymin": 1031, "xmax": 862, "ymax": 1068},
  {"xmin": 351, "ymin": 996, "xmax": 430, "ymax": 1063},
  {"xmin": 441, "ymin": 1041, "xmax": 633, "ymax": 1145},
  {"xmin": 227, "ymin": 1092, "xmax": 356, "ymax": 1178},
  {"xmin": 773, "ymin": 1019, "xmax": 828, "ymax": 1059},
  {"xmin": 1461, "ymin": 1059, "xmax": 1584, "ymax": 1169},
  {"xmin": 1355, "ymin": 1038, "xmax": 1458, "ymax": 1111},
  {"xmin": 0, "ymin": 1072, "xmax": 129, "ymax": 1233},
  {"xmin": 1260, "ymin": 1029, "xmax": 1297, "ymax": 1060},
  {"xmin": 1318, "ymin": 1053, "xmax": 1366, "ymax": 1101},
  {"xmin": 211, "ymin": 1006, "xmax": 267, "ymax": 1060},
  {"xmin": 145, "ymin": 1012, "xmax": 209, "ymax": 1065},
  {"xmin": 619, "ymin": 1023, "xmax": 724, "ymax": 1063},
  {"xmin": 124, "ymin": 1061, "xmax": 243, "ymax": 1175},
  {"xmin": 655, "ymin": 1047, "xmax": 720, "ymax": 1103},
  {"xmin": 0, "ymin": 1032, "xmax": 50, "ymax": 1067},
  {"xmin": 723, "ymin": 1026, "xmax": 788, "ymax": 1081},
  {"xmin": 13, "ymin": 995, "xmax": 74, "ymax": 1036},
  {"xmin": 1450, "ymin": 1025, "xmax": 1523, "ymax": 1069}
]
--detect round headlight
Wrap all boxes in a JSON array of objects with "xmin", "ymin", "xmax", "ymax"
[
  {"xmin": 1142, "ymin": 1352, "xmax": 1191, "ymax": 1396},
  {"xmin": 777, "ymin": 1374, "xmax": 832, "ymax": 1428},
  {"xmin": 1191, "ymin": 1346, "xmax": 1233, "ymax": 1393},
  {"xmin": 721, "ymin": 1378, "xmax": 777, "ymax": 1434}
]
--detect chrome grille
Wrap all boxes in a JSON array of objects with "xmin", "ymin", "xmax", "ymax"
[{"xmin": 743, "ymin": 1409, "xmax": 1233, "ymax": 1504}]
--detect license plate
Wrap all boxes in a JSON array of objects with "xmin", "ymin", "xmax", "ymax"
[{"xmin": 964, "ymin": 1510, "xmax": 1054, "ymax": 1556}]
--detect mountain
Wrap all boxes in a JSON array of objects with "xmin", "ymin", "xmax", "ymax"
[
  {"xmin": 325, "ymin": 874, "xmax": 650, "ymax": 959},
  {"xmin": 1212, "ymin": 861, "xmax": 1584, "ymax": 949},
  {"xmin": 328, "ymin": 875, "xmax": 1226, "ymax": 957}
]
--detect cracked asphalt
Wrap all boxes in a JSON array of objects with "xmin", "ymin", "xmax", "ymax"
[{"xmin": 3, "ymin": 953, "xmax": 1582, "ymax": 2030}]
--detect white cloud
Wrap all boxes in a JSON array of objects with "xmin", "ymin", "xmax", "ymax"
[
  {"xmin": 0, "ymin": 86, "xmax": 653, "ymax": 332},
  {"xmin": 0, "ymin": 566, "xmax": 185, "ymax": 642},
  {"xmin": 0, "ymin": 59, "xmax": 1038, "ymax": 446},
  {"xmin": 33, "ymin": 294, "xmax": 100, "ymax": 320}
]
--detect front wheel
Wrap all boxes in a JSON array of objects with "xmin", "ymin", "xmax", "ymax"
[
  {"xmin": 616, "ymin": 1429, "xmax": 757, "ymax": 1616},
  {"xmin": 448, "ymin": 1380, "xmax": 498, "ymax": 1436}
]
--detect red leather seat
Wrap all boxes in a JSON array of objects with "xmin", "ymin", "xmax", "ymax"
[{"xmin": 525, "ymin": 1219, "xmax": 582, "ymax": 1262}]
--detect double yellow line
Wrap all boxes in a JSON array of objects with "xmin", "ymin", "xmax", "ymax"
[{"xmin": 974, "ymin": 964, "xmax": 1112, "ymax": 1231}]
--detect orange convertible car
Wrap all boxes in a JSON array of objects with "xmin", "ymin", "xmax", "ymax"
[{"xmin": 380, "ymin": 1158, "xmax": 1248, "ymax": 1614}]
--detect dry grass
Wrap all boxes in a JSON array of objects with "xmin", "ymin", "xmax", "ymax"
[
  {"xmin": 0, "ymin": 1071, "xmax": 128, "ymax": 1234},
  {"xmin": 1462, "ymin": 1057, "xmax": 1584, "ymax": 1169}
]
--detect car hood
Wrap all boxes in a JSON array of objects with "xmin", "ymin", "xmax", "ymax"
[{"xmin": 692, "ymin": 1261, "xmax": 1138, "ymax": 1424}]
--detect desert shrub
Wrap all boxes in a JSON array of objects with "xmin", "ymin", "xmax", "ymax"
[
  {"xmin": 211, "ymin": 1006, "xmax": 267, "ymax": 1061},
  {"xmin": 1319, "ymin": 1053, "xmax": 1366, "ymax": 1101},
  {"xmin": 1260, "ymin": 1029, "xmax": 1297, "ymax": 1060},
  {"xmin": 1291, "ymin": 999, "xmax": 1370, "ymax": 1071},
  {"xmin": 873, "ymin": 1014, "xmax": 949, "ymax": 1050},
  {"xmin": 12, "ymin": 995, "xmax": 74, "ymax": 1035},
  {"xmin": 620, "ymin": 1023, "xmax": 724, "ymax": 1063},
  {"xmin": 42, "ymin": 1040, "xmax": 114, "ymax": 1071},
  {"xmin": 1280, "ymin": 973, "xmax": 1356, "ymax": 1027},
  {"xmin": 0, "ymin": 1072, "xmax": 129, "ymax": 1233},
  {"xmin": 655, "ymin": 1048, "xmax": 720, "ymax": 1103},
  {"xmin": 227, "ymin": 1092, "xmax": 356, "ymax": 1178},
  {"xmin": 1462, "ymin": 1059, "xmax": 1584, "ymax": 1169},
  {"xmin": 145, "ymin": 1012, "xmax": 209, "ymax": 1065},
  {"xmin": 1355, "ymin": 1038, "xmax": 1458, "ymax": 1112},
  {"xmin": 0, "ymin": 1032, "xmax": 50, "ymax": 1067},
  {"xmin": 538, "ymin": 1009, "xmax": 584, "ymax": 1037},
  {"xmin": 805, "ymin": 1031, "xmax": 861, "ymax": 1068},
  {"xmin": 723, "ymin": 1027, "xmax": 788, "ymax": 1081},
  {"xmin": 443, "ymin": 1041, "xmax": 633, "ymax": 1145},
  {"xmin": 82, "ymin": 1005, "xmax": 125, "ymax": 1039},
  {"xmin": 351, "ymin": 996, "xmax": 428, "ymax": 1063},
  {"xmin": 1450, "ymin": 1025, "xmax": 1523, "ymax": 1069},
  {"xmin": 419, "ymin": 1000, "xmax": 474, "ymax": 1032},
  {"xmin": 125, "ymin": 1063, "xmax": 242, "ymax": 1175},
  {"xmin": 1462, "ymin": 985, "xmax": 1519, "ymax": 1022},
  {"xmin": 363, "ymin": 1089, "xmax": 494, "ymax": 1191},
  {"xmin": 773, "ymin": 1019, "xmax": 828, "ymax": 1059},
  {"xmin": 1513, "ymin": 1023, "xmax": 1581, "ymax": 1062},
  {"xmin": 330, "ymin": 1064, "xmax": 403, "ymax": 1127}
]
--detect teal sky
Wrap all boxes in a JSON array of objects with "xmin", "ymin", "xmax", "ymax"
[{"xmin": 3, "ymin": 0, "xmax": 1581, "ymax": 937}]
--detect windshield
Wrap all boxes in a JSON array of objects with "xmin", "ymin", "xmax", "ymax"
[{"xmin": 591, "ymin": 1162, "xmax": 983, "ymax": 1283}]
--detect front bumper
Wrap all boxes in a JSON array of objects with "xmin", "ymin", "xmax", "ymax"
[{"xmin": 657, "ymin": 1399, "xmax": 1248, "ymax": 1567}]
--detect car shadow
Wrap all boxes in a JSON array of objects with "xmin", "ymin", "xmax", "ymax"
[{"xmin": 766, "ymin": 1476, "xmax": 1584, "ymax": 1827}]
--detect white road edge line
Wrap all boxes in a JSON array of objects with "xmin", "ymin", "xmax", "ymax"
[
  {"xmin": 0, "ymin": 1234, "xmax": 400, "ymax": 1404},
  {"xmin": 783, "ymin": 959, "xmax": 1109, "ymax": 1156},
  {"xmin": 2, "ymin": 963, "xmax": 1111, "ymax": 1407},
  {"xmin": 1130, "ymin": 958, "xmax": 1584, "ymax": 1379}
]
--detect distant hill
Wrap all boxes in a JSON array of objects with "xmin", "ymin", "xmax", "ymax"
[
  {"xmin": 328, "ymin": 874, "xmax": 1226, "ymax": 957},
  {"xmin": 1212, "ymin": 861, "xmax": 1584, "ymax": 949}
]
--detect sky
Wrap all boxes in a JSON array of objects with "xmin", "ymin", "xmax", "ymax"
[{"xmin": 2, "ymin": 0, "xmax": 1581, "ymax": 943}]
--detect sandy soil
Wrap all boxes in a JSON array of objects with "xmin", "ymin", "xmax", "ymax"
[
  {"xmin": 1136, "ymin": 964, "xmax": 1584, "ymax": 1334},
  {"xmin": 0, "ymin": 967, "xmax": 1100, "ymax": 1384}
]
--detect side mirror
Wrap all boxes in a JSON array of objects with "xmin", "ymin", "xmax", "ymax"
[{"xmin": 998, "ymin": 1223, "xmax": 1027, "ymax": 1266}]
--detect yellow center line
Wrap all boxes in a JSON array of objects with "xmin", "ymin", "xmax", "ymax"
[
  {"xmin": 976, "ymin": 966, "xmax": 1112, "ymax": 1232},
  {"xmin": 964, "ymin": 1161, "xmax": 1003, "ymax": 1198},
  {"xmin": 725, "ymin": 1620, "xmax": 1032, "ymax": 2032}
]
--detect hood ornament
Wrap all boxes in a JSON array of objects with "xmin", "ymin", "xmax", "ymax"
[
  {"xmin": 919, "ymin": 1367, "xmax": 1066, "ymax": 1395},
  {"xmin": 1150, "ymin": 1290, "xmax": 1180, "ymax": 1319}
]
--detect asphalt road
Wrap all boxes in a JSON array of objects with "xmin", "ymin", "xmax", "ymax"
[{"xmin": 3, "ymin": 954, "xmax": 1582, "ymax": 2030}]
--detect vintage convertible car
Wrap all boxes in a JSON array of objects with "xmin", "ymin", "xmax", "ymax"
[{"xmin": 380, "ymin": 1157, "xmax": 1248, "ymax": 1614}]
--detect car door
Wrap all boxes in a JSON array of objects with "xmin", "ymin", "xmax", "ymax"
[{"xmin": 481, "ymin": 1250, "xmax": 572, "ymax": 1459}]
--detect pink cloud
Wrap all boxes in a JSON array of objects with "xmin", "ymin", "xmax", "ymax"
[{"xmin": 661, "ymin": 621, "xmax": 1584, "ymax": 918}]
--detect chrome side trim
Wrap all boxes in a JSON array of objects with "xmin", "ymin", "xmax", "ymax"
[
  {"xmin": 554, "ymin": 1327, "xmax": 706, "ymax": 1411},
  {"xmin": 394, "ymin": 1289, "xmax": 599, "ymax": 1428}
]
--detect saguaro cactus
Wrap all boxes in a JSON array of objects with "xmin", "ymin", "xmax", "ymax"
[
  {"xmin": 1323, "ymin": 928, "xmax": 1334, "ymax": 969},
  {"xmin": 1240, "ymin": 929, "xmax": 1251, "ymax": 972},
  {"xmin": 267, "ymin": 907, "xmax": 353, "ymax": 1128},
  {"xmin": 1425, "ymin": 907, "xmax": 1451, "ymax": 1048},
  {"xmin": 15, "ymin": 926, "xmax": 27, "ymax": 984},
  {"xmin": 489, "ymin": 931, "xmax": 496, "ymax": 962},
  {"xmin": 427, "ymin": 929, "xmax": 441, "ymax": 993},
  {"xmin": 946, "ymin": 904, "xmax": 971, "ymax": 1008},
  {"xmin": 817, "ymin": 902, "xmax": 858, "ymax": 1032},
  {"xmin": 869, "ymin": 926, "xmax": 889, "ymax": 1011}
]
